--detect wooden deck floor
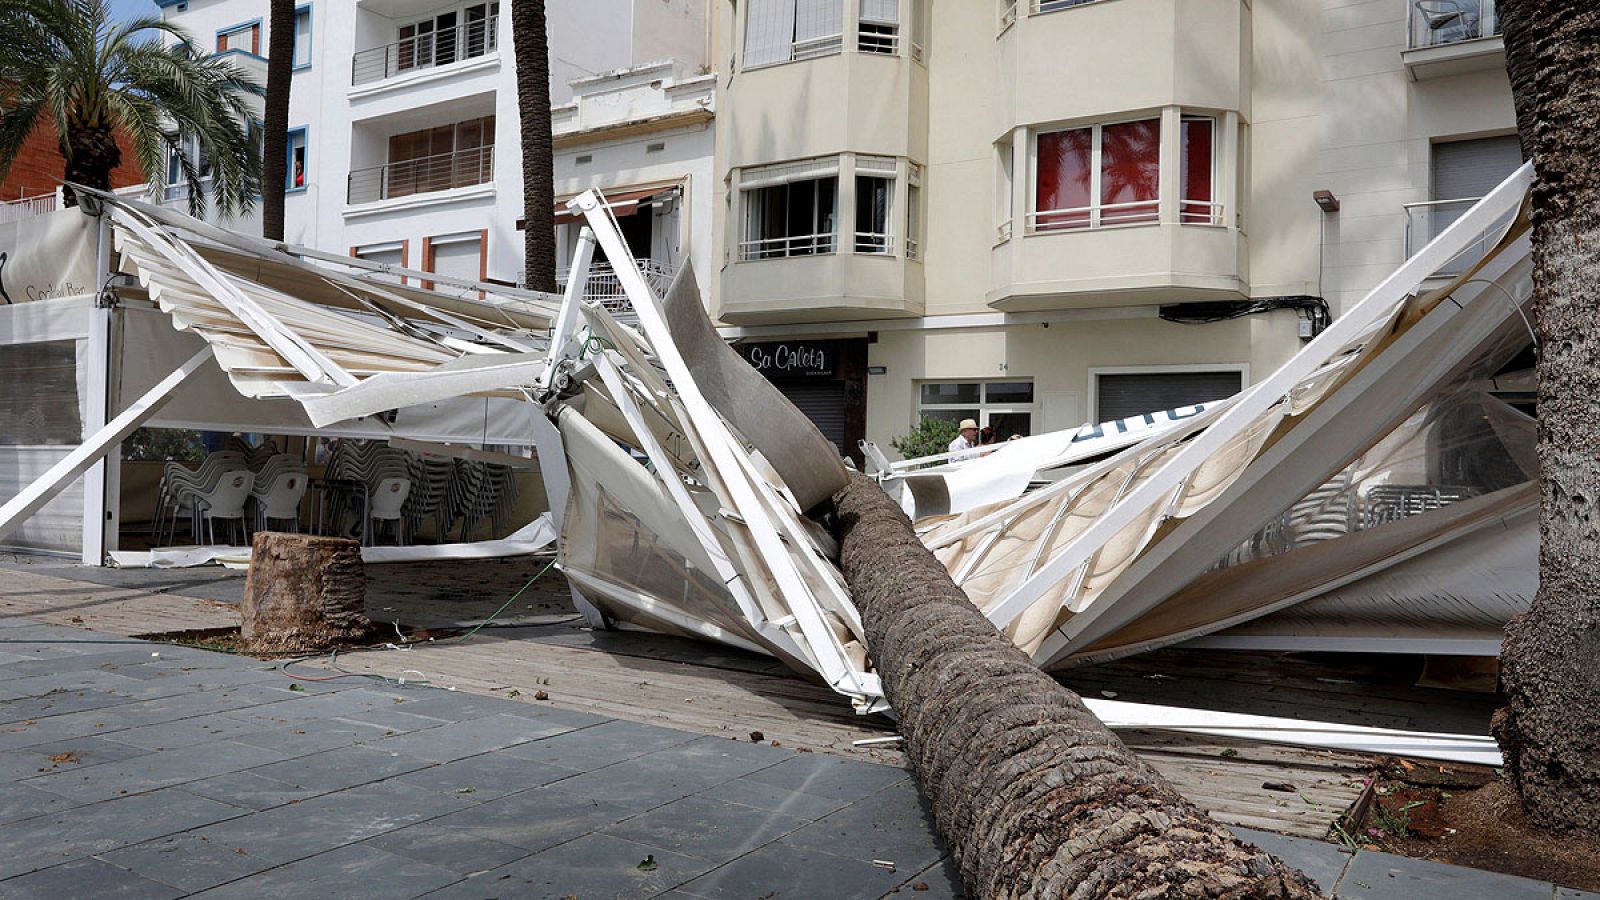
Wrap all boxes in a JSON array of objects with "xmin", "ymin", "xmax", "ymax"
[{"xmin": 0, "ymin": 556, "xmax": 1392, "ymax": 838}]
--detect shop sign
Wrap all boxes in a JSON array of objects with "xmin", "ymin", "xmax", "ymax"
[
  {"xmin": 0, "ymin": 208, "xmax": 97, "ymax": 305},
  {"xmin": 741, "ymin": 341, "xmax": 836, "ymax": 378}
]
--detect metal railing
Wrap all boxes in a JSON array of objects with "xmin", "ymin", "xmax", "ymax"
[
  {"xmin": 1024, "ymin": 199, "xmax": 1225, "ymax": 233},
  {"xmin": 1032, "ymin": 0, "xmax": 1107, "ymax": 13},
  {"xmin": 790, "ymin": 33, "xmax": 844, "ymax": 61},
  {"xmin": 854, "ymin": 231, "xmax": 896, "ymax": 254},
  {"xmin": 1403, "ymin": 196, "xmax": 1515, "ymax": 277},
  {"xmin": 0, "ymin": 192, "xmax": 58, "ymax": 225},
  {"xmin": 1407, "ymin": 0, "xmax": 1498, "ymax": 49},
  {"xmin": 347, "ymin": 145, "xmax": 494, "ymax": 204},
  {"xmin": 857, "ymin": 23, "xmax": 899, "ymax": 55},
  {"xmin": 739, "ymin": 231, "xmax": 837, "ymax": 261},
  {"xmin": 352, "ymin": 16, "xmax": 498, "ymax": 85},
  {"xmin": 556, "ymin": 259, "xmax": 677, "ymax": 313}
]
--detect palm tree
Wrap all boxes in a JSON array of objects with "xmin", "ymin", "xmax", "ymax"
[
  {"xmin": 1490, "ymin": 0, "xmax": 1600, "ymax": 833},
  {"xmin": 261, "ymin": 0, "xmax": 297, "ymax": 241},
  {"xmin": 511, "ymin": 0, "xmax": 557, "ymax": 293},
  {"xmin": 832, "ymin": 474, "xmax": 1318, "ymax": 898},
  {"xmin": 0, "ymin": 0, "xmax": 263, "ymax": 219}
]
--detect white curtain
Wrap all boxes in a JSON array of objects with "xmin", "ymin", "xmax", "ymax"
[
  {"xmin": 794, "ymin": 0, "xmax": 844, "ymax": 43},
  {"xmin": 744, "ymin": 0, "xmax": 797, "ymax": 67},
  {"xmin": 860, "ymin": 0, "xmax": 899, "ymax": 24}
]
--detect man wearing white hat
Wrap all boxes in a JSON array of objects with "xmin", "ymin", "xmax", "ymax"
[{"xmin": 948, "ymin": 418, "xmax": 981, "ymax": 460}]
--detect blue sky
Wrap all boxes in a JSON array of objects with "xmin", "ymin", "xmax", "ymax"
[{"xmin": 108, "ymin": 0, "xmax": 159, "ymax": 23}]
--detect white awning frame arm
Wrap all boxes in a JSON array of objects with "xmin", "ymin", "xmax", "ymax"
[
  {"xmin": 978, "ymin": 162, "xmax": 1535, "ymax": 633},
  {"xmin": 539, "ymin": 227, "xmax": 598, "ymax": 393},
  {"xmin": 0, "ymin": 348, "xmax": 212, "ymax": 547}
]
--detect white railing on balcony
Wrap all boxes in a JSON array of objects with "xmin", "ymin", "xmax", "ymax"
[
  {"xmin": 1407, "ymin": 0, "xmax": 1498, "ymax": 49},
  {"xmin": 351, "ymin": 16, "xmax": 498, "ymax": 85},
  {"xmin": 858, "ymin": 24, "xmax": 899, "ymax": 55},
  {"xmin": 1025, "ymin": 199, "xmax": 1225, "ymax": 233},
  {"xmin": 0, "ymin": 192, "xmax": 59, "ymax": 225},
  {"xmin": 999, "ymin": 0, "xmax": 1017, "ymax": 31},
  {"xmin": 739, "ymin": 232, "xmax": 838, "ymax": 261},
  {"xmin": 1404, "ymin": 196, "xmax": 1515, "ymax": 277},
  {"xmin": 347, "ymin": 145, "xmax": 494, "ymax": 204},
  {"xmin": 556, "ymin": 259, "xmax": 676, "ymax": 313},
  {"xmin": 1032, "ymin": 0, "xmax": 1107, "ymax": 13},
  {"xmin": 854, "ymin": 231, "xmax": 896, "ymax": 254}
]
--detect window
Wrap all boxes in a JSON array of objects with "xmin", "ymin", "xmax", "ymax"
[
  {"xmin": 1000, "ymin": 0, "xmax": 1018, "ymax": 30},
  {"xmin": 858, "ymin": 0, "xmax": 899, "ymax": 54},
  {"xmin": 906, "ymin": 163, "xmax": 922, "ymax": 260},
  {"xmin": 1180, "ymin": 116, "xmax": 1217, "ymax": 224},
  {"xmin": 741, "ymin": 160, "xmax": 838, "ymax": 260},
  {"xmin": 919, "ymin": 381, "xmax": 1035, "ymax": 439},
  {"xmin": 854, "ymin": 156, "xmax": 895, "ymax": 254},
  {"xmin": 217, "ymin": 21, "xmax": 260, "ymax": 55},
  {"xmin": 0, "ymin": 342, "xmax": 81, "ymax": 445},
  {"xmin": 1094, "ymin": 370, "xmax": 1243, "ymax": 423},
  {"xmin": 1034, "ymin": 0, "xmax": 1106, "ymax": 13},
  {"xmin": 425, "ymin": 231, "xmax": 486, "ymax": 292},
  {"xmin": 909, "ymin": 0, "xmax": 928, "ymax": 61},
  {"xmin": 165, "ymin": 134, "xmax": 212, "ymax": 199},
  {"xmin": 369, "ymin": 116, "xmax": 495, "ymax": 201},
  {"xmin": 354, "ymin": 241, "xmax": 407, "ymax": 283},
  {"xmin": 292, "ymin": 6, "xmax": 311, "ymax": 69},
  {"xmin": 398, "ymin": 3, "xmax": 498, "ymax": 72},
  {"xmin": 996, "ymin": 139, "xmax": 1015, "ymax": 241},
  {"xmin": 286, "ymin": 128, "xmax": 308, "ymax": 191},
  {"xmin": 744, "ymin": 0, "xmax": 844, "ymax": 68}
]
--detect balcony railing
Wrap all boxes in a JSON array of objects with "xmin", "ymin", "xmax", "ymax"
[
  {"xmin": 347, "ymin": 145, "xmax": 494, "ymax": 204},
  {"xmin": 1407, "ymin": 0, "xmax": 1498, "ymax": 49},
  {"xmin": 0, "ymin": 192, "xmax": 58, "ymax": 225},
  {"xmin": 1032, "ymin": 0, "xmax": 1107, "ymax": 13},
  {"xmin": 351, "ymin": 16, "xmax": 498, "ymax": 86},
  {"xmin": 854, "ymin": 231, "xmax": 896, "ymax": 254},
  {"xmin": 555, "ymin": 260, "xmax": 676, "ymax": 313},
  {"xmin": 739, "ymin": 232, "xmax": 838, "ymax": 261},
  {"xmin": 1404, "ymin": 196, "xmax": 1515, "ymax": 277},
  {"xmin": 1026, "ymin": 198, "xmax": 1225, "ymax": 233}
]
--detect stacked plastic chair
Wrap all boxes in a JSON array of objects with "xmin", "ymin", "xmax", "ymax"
[
  {"xmin": 445, "ymin": 460, "xmax": 519, "ymax": 541},
  {"xmin": 154, "ymin": 451, "xmax": 248, "ymax": 545},
  {"xmin": 319, "ymin": 439, "xmax": 414, "ymax": 545},
  {"xmin": 249, "ymin": 453, "xmax": 309, "ymax": 533},
  {"xmin": 402, "ymin": 454, "xmax": 456, "ymax": 543}
]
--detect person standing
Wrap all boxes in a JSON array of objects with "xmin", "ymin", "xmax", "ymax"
[{"xmin": 948, "ymin": 419, "xmax": 981, "ymax": 460}]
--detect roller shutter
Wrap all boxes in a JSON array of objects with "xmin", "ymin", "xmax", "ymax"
[
  {"xmin": 779, "ymin": 381, "xmax": 847, "ymax": 456},
  {"xmin": 1096, "ymin": 371, "xmax": 1243, "ymax": 423},
  {"xmin": 1432, "ymin": 136, "xmax": 1524, "ymax": 202}
]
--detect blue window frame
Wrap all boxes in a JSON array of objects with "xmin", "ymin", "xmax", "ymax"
[
  {"xmin": 215, "ymin": 18, "xmax": 263, "ymax": 59},
  {"xmin": 293, "ymin": 5, "xmax": 313, "ymax": 70},
  {"xmin": 286, "ymin": 127, "xmax": 309, "ymax": 192}
]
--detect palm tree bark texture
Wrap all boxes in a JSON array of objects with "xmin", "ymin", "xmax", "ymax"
[
  {"xmin": 832, "ymin": 473, "xmax": 1320, "ymax": 899},
  {"xmin": 261, "ymin": 0, "xmax": 297, "ymax": 241},
  {"xmin": 1491, "ymin": 0, "xmax": 1600, "ymax": 833},
  {"xmin": 512, "ymin": 0, "xmax": 557, "ymax": 294}
]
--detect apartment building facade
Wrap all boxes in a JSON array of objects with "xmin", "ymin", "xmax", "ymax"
[
  {"xmin": 711, "ymin": 0, "xmax": 1518, "ymax": 462},
  {"xmin": 154, "ymin": 0, "xmax": 712, "ymax": 292}
]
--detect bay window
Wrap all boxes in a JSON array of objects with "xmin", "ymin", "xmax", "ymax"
[
  {"xmin": 741, "ymin": 159, "xmax": 839, "ymax": 260},
  {"xmin": 906, "ymin": 163, "xmax": 923, "ymax": 260},
  {"xmin": 1031, "ymin": 112, "xmax": 1218, "ymax": 232},
  {"xmin": 854, "ymin": 156, "xmax": 896, "ymax": 254},
  {"xmin": 858, "ymin": 0, "xmax": 899, "ymax": 54}
]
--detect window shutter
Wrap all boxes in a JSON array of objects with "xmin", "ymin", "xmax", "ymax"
[
  {"xmin": 1432, "ymin": 135, "xmax": 1524, "ymax": 202},
  {"xmin": 794, "ymin": 0, "xmax": 844, "ymax": 44},
  {"xmin": 744, "ymin": 0, "xmax": 797, "ymax": 67},
  {"xmin": 1096, "ymin": 371, "xmax": 1242, "ymax": 423},
  {"xmin": 861, "ymin": 0, "xmax": 899, "ymax": 24}
]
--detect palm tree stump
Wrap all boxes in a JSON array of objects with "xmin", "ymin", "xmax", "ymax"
[
  {"xmin": 242, "ymin": 532, "xmax": 373, "ymax": 653},
  {"xmin": 832, "ymin": 473, "xmax": 1321, "ymax": 899}
]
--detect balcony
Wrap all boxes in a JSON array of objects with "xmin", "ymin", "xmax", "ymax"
[
  {"xmin": 351, "ymin": 16, "xmax": 498, "ymax": 86},
  {"xmin": 1403, "ymin": 196, "xmax": 1516, "ymax": 279},
  {"xmin": 556, "ymin": 260, "xmax": 676, "ymax": 316},
  {"xmin": 1403, "ymin": 0, "xmax": 1503, "ymax": 80},
  {"xmin": 346, "ymin": 145, "xmax": 494, "ymax": 205},
  {"xmin": 0, "ymin": 192, "xmax": 58, "ymax": 226}
]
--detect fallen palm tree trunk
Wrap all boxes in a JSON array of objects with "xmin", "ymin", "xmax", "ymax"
[{"xmin": 833, "ymin": 473, "xmax": 1320, "ymax": 899}]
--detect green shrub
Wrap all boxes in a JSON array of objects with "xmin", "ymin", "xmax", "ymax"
[{"xmin": 890, "ymin": 417, "xmax": 960, "ymax": 461}]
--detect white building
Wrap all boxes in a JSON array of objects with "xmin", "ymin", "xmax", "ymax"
[{"xmin": 154, "ymin": 0, "xmax": 713, "ymax": 289}]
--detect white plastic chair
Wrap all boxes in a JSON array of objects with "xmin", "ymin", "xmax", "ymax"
[
  {"xmin": 179, "ymin": 470, "xmax": 255, "ymax": 545},
  {"xmin": 367, "ymin": 476, "xmax": 412, "ymax": 546}
]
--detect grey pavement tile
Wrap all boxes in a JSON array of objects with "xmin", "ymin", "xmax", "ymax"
[
  {"xmin": 693, "ymin": 775, "xmax": 852, "ymax": 821},
  {"xmin": 604, "ymin": 795, "xmax": 811, "ymax": 864},
  {"xmin": 167, "ymin": 780, "xmax": 477, "ymax": 872},
  {"xmin": 0, "ymin": 688, "xmax": 134, "ymax": 724},
  {"xmin": 0, "ymin": 736, "xmax": 149, "ymax": 782},
  {"xmin": 1231, "ymin": 826, "xmax": 1351, "ymax": 893},
  {"xmin": 229, "ymin": 718, "xmax": 395, "ymax": 755},
  {"xmin": 328, "ymin": 707, "xmax": 451, "ymax": 735},
  {"xmin": 0, "ymin": 788, "xmax": 249, "ymax": 880},
  {"xmin": 211, "ymin": 687, "xmax": 413, "ymax": 729},
  {"xmin": 0, "ymin": 857, "xmax": 182, "ymax": 900},
  {"xmin": 179, "ymin": 770, "xmax": 327, "ymax": 811},
  {"xmin": 1336, "ymin": 850, "xmax": 1554, "ymax": 899},
  {"xmin": 673, "ymin": 840, "xmax": 907, "ymax": 900},
  {"xmin": 22, "ymin": 739, "xmax": 290, "ymax": 802},
  {"xmin": 777, "ymin": 781, "xmax": 946, "ymax": 876},
  {"xmin": 424, "ymin": 832, "xmax": 714, "ymax": 900},
  {"xmin": 189, "ymin": 843, "xmax": 462, "ymax": 900},
  {"xmin": 549, "ymin": 735, "xmax": 792, "ymax": 814},
  {"xmin": 103, "ymin": 713, "xmax": 279, "ymax": 751},
  {"xmin": 361, "ymin": 713, "xmax": 576, "ymax": 763},
  {"xmin": 243, "ymin": 744, "xmax": 438, "ymax": 793},
  {"xmin": 0, "ymin": 783, "xmax": 91, "ymax": 827},
  {"xmin": 423, "ymin": 784, "xmax": 635, "ymax": 852},
  {"xmin": 363, "ymin": 823, "xmax": 532, "ymax": 875},
  {"xmin": 497, "ymin": 719, "xmax": 695, "ymax": 771},
  {"xmin": 1558, "ymin": 889, "xmax": 1600, "ymax": 898},
  {"xmin": 741, "ymin": 753, "xmax": 911, "ymax": 802},
  {"xmin": 97, "ymin": 831, "xmax": 277, "ymax": 893},
  {"xmin": 390, "ymin": 750, "xmax": 577, "ymax": 800},
  {"xmin": 885, "ymin": 856, "xmax": 965, "ymax": 899},
  {"xmin": 0, "ymin": 686, "xmax": 295, "ymax": 752},
  {"xmin": 385, "ymin": 693, "xmax": 534, "ymax": 723}
]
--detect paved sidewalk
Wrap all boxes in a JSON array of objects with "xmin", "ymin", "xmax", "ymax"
[{"xmin": 0, "ymin": 615, "xmax": 1590, "ymax": 899}]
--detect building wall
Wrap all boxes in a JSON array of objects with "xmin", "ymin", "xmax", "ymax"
[{"xmin": 0, "ymin": 123, "xmax": 146, "ymax": 202}]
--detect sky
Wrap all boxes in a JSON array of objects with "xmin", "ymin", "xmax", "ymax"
[{"xmin": 108, "ymin": 0, "xmax": 159, "ymax": 24}]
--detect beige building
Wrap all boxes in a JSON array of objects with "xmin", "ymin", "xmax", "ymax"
[{"xmin": 709, "ymin": 0, "xmax": 1517, "ymax": 464}]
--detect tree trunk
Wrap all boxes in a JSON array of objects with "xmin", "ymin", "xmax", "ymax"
[
  {"xmin": 242, "ymin": 532, "xmax": 374, "ymax": 652},
  {"xmin": 60, "ymin": 122, "xmax": 120, "ymax": 207},
  {"xmin": 512, "ymin": 0, "xmax": 557, "ymax": 293},
  {"xmin": 260, "ymin": 0, "xmax": 296, "ymax": 242},
  {"xmin": 1490, "ymin": 0, "xmax": 1600, "ymax": 833},
  {"xmin": 831, "ymin": 474, "xmax": 1320, "ymax": 899}
]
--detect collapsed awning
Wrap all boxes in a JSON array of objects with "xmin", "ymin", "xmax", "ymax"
[{"xmin": 549, "ymin": 186, "xmax": 677, "ymax": 224}]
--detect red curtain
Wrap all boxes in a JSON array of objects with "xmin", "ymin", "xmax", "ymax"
[
  {"xmin": 1035, "ymin": 127, "xmax": 1092, "ymax": 230},
  {"xmin": 1181, "ymin": 117, "xmax": 1215, "ymax": 224},
  {"xmin": 1100, "ymin": 118, "xmax": 1160, "ymax": 224}
]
